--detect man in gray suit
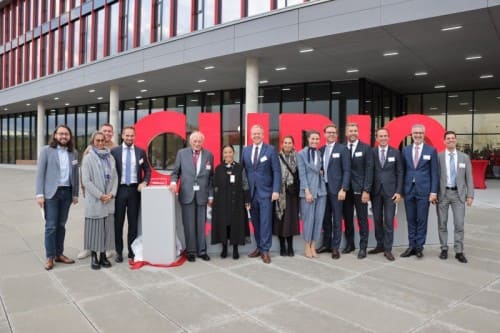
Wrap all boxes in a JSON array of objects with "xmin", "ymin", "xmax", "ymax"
[
  {"xmin": 169, "ymin": 131, "xmax": 214, "ymax": 262},
  {"xmin": 36, "ymin": 125, "xmax": 79, "ymax": 270},
  {"xmin": 437, "ymin": 131, "xmax": 474, "ymax": 263}
]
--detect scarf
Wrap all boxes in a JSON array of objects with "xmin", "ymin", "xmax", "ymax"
[
  {"xmin": 275, "ymin": 150, "xmax": 297, "ymax": 220},
  {"xmin": 92, "ymin": 147, "xmax": 112, "ymax": 193}
]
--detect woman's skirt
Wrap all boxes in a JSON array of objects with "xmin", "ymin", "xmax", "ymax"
[{"xmin": 84, "ymin": 214, "xmax": 115, "ymax": 252}]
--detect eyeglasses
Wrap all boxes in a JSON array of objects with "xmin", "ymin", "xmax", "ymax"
[
  {"xmin": 94, "ymin": 139, "xmax": 105, "ymax": 142},
  {"xmin": 56, "ymin": 132, "xmax": 70, "ymax": 136},
  {"xmin": 325, "ymin": 131, "xmax": 337, "ymax": 134}
]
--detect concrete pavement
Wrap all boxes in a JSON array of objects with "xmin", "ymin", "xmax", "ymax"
[{"xmin": 0, "ymin": 165, "xmax": 499, "ymax": 333}]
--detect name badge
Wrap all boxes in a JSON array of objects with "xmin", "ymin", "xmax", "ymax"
[
  {"xmin": 354, "ymin": 152, "xmax": 362, "ymax": 157},
  {"xmin": 459, "ymin": 163, "xmax": 466, "ymax": 168},
  {"xmin": 193, "ymin": 184, "xmax": 200, "ymax": 191},
  {"xmin": 139, "ymin": 158, "xmax": 144, "ymax": 165},
  {"xmin": 388, "ymin": 157, "xmax": 395, "ymax": 162},
  {"xmin": 423, "ymin": 155, "xmax": 431, "ymax": 160},
  {"xmin": 230, "ymin": 175, "xmax": 236, "ymax": 183},
  {"xmin": 332, "ymin": 153, "xmax": 340, "ymax": 158},
  {"xmin": 205, "ymin": 164, "xmax": 211, "ymax": 170},
  {"xmin": 72, "ymin": 160, "xmax": 78, "ymax": 166},
  {"xmin": 260, "ymin": 156, "xmax": 268, "ymax": 162}
]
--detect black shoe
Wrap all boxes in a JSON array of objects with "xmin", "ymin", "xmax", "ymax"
[
  {"xmin": 439, "ymin": 250, "xmax": 448, "ymax": 260},
  {"xmin": 99, "ymin": 252, "xmax": 112, "ymax": 268},
  {"xmin": 384, "ymin": 251, "xmax": 395, "ymax": 261},
  {"xmin": 316, "ymin": 246, "xmax": 331, "ymax": 254},
  {"xmin": 455, "ymin": 253, "xmax": 468, "ymax": 263},
  {"xmin": 415, "ymin": 250, "xmax": 423, "ymax": 258},
  {"xmin": 198, "ymin": 254, "xmax": 210, "ymax": 261},
  {"xmin": 331, "ymin": 249, "xmax": 340, "ymax": 259},
  {"xmin": 287, "ymin": 247, "xmax": 295, "ymax": 257},
  {"xmin": 400, "ymin": 248, "xmax": 416, "ymax": 257},
  {"xmin": 232, "ymin": 245, "xmax": 239, "ymax": 260},
  {"xmin": 341, "ymin": 245, "xmax": 355, "ymax": 254},
  {"xmin": 91, "ymin": 252, "xmax": 100, "ymax": 270},
  {"xmin": 368, "ymin": 247, "xmax": 384, "ymax": 255},
  {"xmin": 221, "ymin": 244, "xmax": 228, "ymax": 258},
  {"xmin": 279, "ymin": 237, "xmax": 287, "ymax": 256},
  {"xmin": 187, "ymin": 254, "xmax": 196, "ymax": 262},
  {"xmin": 357, "ymin": 249, "xmax": 367, "ymax": 259},
  {"xmin": 115, "ymin": 253, "xmax": 123, "ymax": 263}
]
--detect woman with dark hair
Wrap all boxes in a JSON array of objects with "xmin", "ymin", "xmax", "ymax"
[
  {"xmin": 211, "ymin": 145, "xmax": 250, "ymax": 259},
  {"xmin": 81, "ymin": 131, "xmax": 118, "ymax": 269},
  {"xmin": 273, "ymin": 135, "xmax": 300, "ymax": 256}
]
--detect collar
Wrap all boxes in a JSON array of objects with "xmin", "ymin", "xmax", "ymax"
[
  {"xmin": 253, "ymin": 143, "xmax": 262, "ymax": 149},
  {"xmin": 122, "ymin": 143, "xmax": 134, "ymax": 149},
  {"xmin": 379, "ymin": 145, "xmax": 388, "ymax": 150},
  {"xmin": 57, "ymin": 145, "xmax": 67, "ymax": 151},
  {"xmin": 414, "ymin": 143, "xmax": 423, "ymax": 149},
  {"xmin": 447, "ymin": 149, "xmax": 457, "ymax": 155},
  {"xmin": 348, "ymin": 140, "xmax": 359, "ymax": 146}
]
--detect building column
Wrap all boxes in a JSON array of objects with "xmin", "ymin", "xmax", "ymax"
[
  {"xmin": 37, "ymin": 101, "xmax": 45, "ymax": 159},
  {"xmin": 245, "ymin": 57, "xmax": 259, "ymax": 142},
  {"xmin": 109, "ymin": 85, "xmax": 120, "ymax": 144}
]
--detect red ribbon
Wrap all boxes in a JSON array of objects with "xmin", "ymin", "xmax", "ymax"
[{"xmin": 128, "ymin": 251, "xmax": 187, "ymax": 270}]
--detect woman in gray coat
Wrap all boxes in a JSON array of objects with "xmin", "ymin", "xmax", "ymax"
[
  {"xmin": 297, "ymin": 130, "xmax": 327, "ymax": 259},
  {"xmin": 81, "ymin": 131, "xmax": 118, "ymax": 269}
]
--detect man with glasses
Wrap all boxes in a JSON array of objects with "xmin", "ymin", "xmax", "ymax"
[
  {"xmin": 36, "ymin": 125, "xmax": 79, "ymax": 270},
  {"xmin": 317, "ymin": 124, "xmax": 350, "ymax": 259}
]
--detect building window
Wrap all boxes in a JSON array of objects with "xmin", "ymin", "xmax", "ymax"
[
  {"xmin": 220, "ymin": 0, "xmax": 240, "ymax": 23},
  {"xmin": 73, "ymin": 20, "xmax": 80, "ymax": 65},
  {"xmin": 109, "ymin": 2, "xmax": 119, "ymax": 55},
  {"xmin": 222, "ymin": 89, "xmax": 242, "ymax": 159},
  {"xmin": 60, "ymin": 25, "xmax": 68, "ymax": 70},
  {"xmin": 52, "ymin": 29, "xmax": 59, "ymax": 73},
  {"xmin": 155, "ymin": 0, "xmax": 171, "ymax": 40},
  {"xmin": 447, "ymin": 91, "xmax": 472, "ymax": 134},
  {"xmin": 306, "ymin": 82, "xmax": 329, "ymax": 117},
  {"xmin": 196, "ymin": 0, "xmax": 214, "ymax": 30},
  {"xmin": 123, "ymin": 0, "xmax": 136, "ymax": 50},
  {"xmin": 140, "ymin": 0, "xmax": 152, "ymax": 46},
  {"xmin": 423, "ymin": 93, "xmax": 445, "ymax": 127},
  {"xmin": 282, "ymin": 84, "xmax": 304, "ymax": 114},
  {"xmin": 176, "ymin": 0, "xmax": 192, "ymax": 36},
  {"xmin": 248, "ymin": 0, "xmax": 269, "ymax": 16},
  {"xmin": 277, "ymin": 0, "xmax": 303, "ymax": 8},
  {"xmin": 41, "ymin": 34, "xmax": 48, "ymax": 76},
  {"xmin": 96, "ymin": 9, "xmax": 105, "ymax": 59}
]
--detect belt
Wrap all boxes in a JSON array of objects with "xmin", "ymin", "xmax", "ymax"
[
  {"xmin": 120, "ymin": 183, "xmax": 138, "ymax": 187},
  {"xmin": 446, "ymin": 186, "xmax": 457, "ymax": 190},
  {"xmin": 57, "ymin": 186, "xmax": 71, "ymax": 189}
]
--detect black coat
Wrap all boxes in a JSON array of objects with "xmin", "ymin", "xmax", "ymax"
[{"xmin": 211, "ymin": 162, "xmax": 250, "ymax": 245}]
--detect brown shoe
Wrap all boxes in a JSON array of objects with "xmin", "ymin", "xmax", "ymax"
[
  {"xmin": 261, "ymin": 253, "xmax": 271, "ymax": 264},
  {"xmin": 248, "ymin": 248, "xmax": 261, "ymax": 258},
  {"xmin": 45, "ymin": 258, "xmax": 54, "ymax": 270},
  {"xmin": 331, "ymin": 249, "xmax": 340, "ymax": 259},
  {"xmin": 368, "ymin": 247, "xmax": 384, "ymax": 255},
  {"xmin": 384, "ymin": 251, "xmax": 395, "ymax": 261},
  {"xmin": 55, "ymin": 255, "xmax": 75, "ymax": 264}
]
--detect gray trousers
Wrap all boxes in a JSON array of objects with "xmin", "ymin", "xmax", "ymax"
[
  {"xmin": 437, "ymin": 189, "xmax": 465, "ymax": 253},
  {"xmin": 300, "ymin": 195, "xmax": 326, "ymax": 243},
  {"xmin": 181, "ymin": 200, "xmax": 207, "ymax": 256}
]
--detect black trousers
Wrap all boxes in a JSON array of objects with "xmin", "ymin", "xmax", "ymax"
[
  {"xmin": 371, "ymin": 192, "xmax": 396, "ymax": 251},
  {"xmin": 115, "ymin": 184, "xmax": 140, "ymax": 258},
  {"xmin": 343, "ymin": 191, "xmax": 369, "ymax": 250}
]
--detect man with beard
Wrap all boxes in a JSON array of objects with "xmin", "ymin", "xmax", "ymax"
[{"xmin": 36, "ymin": 125, "xmax": 79, "ymax": 270}]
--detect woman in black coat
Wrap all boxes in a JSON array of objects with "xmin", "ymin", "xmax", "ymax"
[{"xmin": 211, "ymin": 145, "xmax": 250, "ymax": 259}]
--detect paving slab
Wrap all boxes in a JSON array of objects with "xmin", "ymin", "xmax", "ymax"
[
  {"xmin": 106, "ymin": 263, "xmax": 175, "ymax": 289},
  {"xmin": 53, "ymin": 265, "xmax": 126, "ymax": 302},
  {"xmin": 436, "ymin": 303, "xmax": 500, "ymax": 332},
  {"xmin": 0, "ymin": 252, "xmax": 45, "ymax": 278},
  {"xmin": 0, "ymin": 232, "xmax": 30, "ymax": 257},
  {"xmin": 413, "ymin": 321, "xmax": 469, "ymax": 333},
  {"xmin": 9, "ymin": 303, "xmax": 93, "ymax": 333},
  {"xmin": 138, "ymin": 281, "xmax": 237, "ymax": 331},
  {"xmin": 197, "ymin": 315, "xmax": 276, "ymax": 333},
  {"xmin": 298, "ymin": 287, "xmax": 424, "ymax": 333},
  {"xmin": 465, "ymin": 289, "xmax": 500, "ymax": 312},
  {"xmin": 168, "ymin": 260, "xmax": 218, "ymax": 279},
  {"xmin": 0, "ymin": 321, "xmax": 11, "ymax": 333},
  {"xmin": 314, "ymin": 251, "xmax": 383, "ymax": 272},
  {"xmin": 188, "ymin": 271, "xmax": 284, "ymax": 311},
  {"xmin": 80, "ymin": 291, "xmax": 181, "ymax": 333},
  {"xmin": 0, "ymin": 273, "xmax": 68, "ymax": 314}
]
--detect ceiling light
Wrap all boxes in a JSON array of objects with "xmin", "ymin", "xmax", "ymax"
[
  {"xmin": 177, "ymin": 104, "xmax": 184, "ymax": 107},
  {"xmin": 135, "ymin": 96, "xmax": 142, "ymax": 99},
  {"xmin": 414, "ymin": 71, "xmax": 428, "ymax": 76},
  {"xmin": 459, "ymin": 102, "xmax": 468, "ymax": 106},
  {"xmin": 26, "ymin": 103, "xmax": 31, "ymax": 106},
  {"xmin": 258, "ymin": 95, "xmax": 264, "ymax": 98},
  {"xmin": 434, "ymin": 84, "xmax": 446, "ymax": 89},
  {"xmin": 50, "ymin": 109, "xmax": 56, "ymax": 112},
  {"xmin": 346, "ymin": 68, "xmax": 359, "ymax": 73},
  {"xmin": 197, "ymin": 79, "xmax": 207, "ymax": 83},
  {"xmin": 89, "ymin": 106, "xmax": 96, "ymax": 109},
  {"xmin": 331, "ymin": 91, "xmax": 341, "ymax": 95},
  {"xmin": 64, "ymin": 103, "xmax": 70, "ymax": 106},
  {"xmin": 151, "ymin": 98, "xmax": 156, "ymax": 101},
  {"xmin": 275, "ymin": 66, "xmax": 287, "ymax": 71},
  {"xmin": 282, "ymin": 88, "xmax": 291, "ymax": 91},
  {"xmin": 235, "ymin": 101, "xmax": 240, "ymax": 104},
  {"xmin": 137, "ymin": 79, "xmax": 145, "ymax": 83},
  {"xmin": 441, "ymin": 25, "xmax": 462, "ymax": 31},
  {"xmin": 204, "ymin": 65, "xmax": 215, "ymax": 70},
  {"xmin": 299, "ymin": 48, "xmax": 314, "ymax": 53},
  {"xmin": 193, "ymin": 89, "xmax": 201, "ymax": 93},
  {"xmin": 465, "ymin": 55, "xmax": 482, "ymax": 61},
  {"xmin": 3, "ymin": 108, "xmax": 8, "ymax": 111},
  {"xmin": 137, "ymin": 103, "xmax": 143, "ymax": 106},
  {"xmin": 54, "ymin": 97, "xmax": 59, "ymax": 100},
  {"xmin": 383, "ymin": 51, "xmax": 399, "ymax": 56},
  {"xmin": 259, "ymin": 80, "xmax": 269, "ymax": 84},
  {"xmin": 468, "ymin": 109, "xmax": 475, "ymax": 112},
  {"xmin": 448, "ymin": 94, "xmax": 459, "ymax": 98},
  {"xmin": 190, "ymin": 99, "xmax": 198, "ymax": 102},
  {"xmin": 88, "ymin": 89, "xmax": 95, "ymax": 93},
  {"xmin": 384, "ymin": 106, "xmax": 390, "ymax": 109},
  {"xmin": 206, "ymin": 92, "xmax": 215, "ymax": 96},
  {"xmin": 140, "ymin": 89, "xmax": 148, "ymax": 93},
  {"xmin": 496, "ymin": 96, "xmax": 500, "ymax": 99},
  {"xmin": 365, "ymin": 100, "xmax": 371, "ymax": 103},
  {"xmin": 480, "ymin": 74, "xmax": 494, "ymax": 79},
  {"xmin": 429, "ymin": 107, "xmax": 438, "ymax": 111},
  {"xmin": 97, "ymin": 96, "xmax": 103, "ymax": 100}
]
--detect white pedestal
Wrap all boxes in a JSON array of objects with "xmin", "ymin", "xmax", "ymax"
[{"xmin": 141, "ymin": 186, "xmax": 177, "ymax": 264}]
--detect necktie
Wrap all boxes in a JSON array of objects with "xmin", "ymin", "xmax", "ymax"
[
  {"xmin": 125, "ymin": 146, "xmax": 131, "ymax": 185},
  {"xmin": 309, "ymin": 148, "xmax": 316, "ymax": 164},
  {"xmin": 380, "ymin": 148, "xmax": 386, "ymax": 167},
  {"xmin": 450, "ymin": 152, "xmax": 456, "ymax": 186},
  {"xmin": 349, "ymin": 143, "xmax": 353, "ymax": 159},
  {"xmin": 193, "ymin": 150, "xmax": 200, "ymax": 166},
  {"xmin": 413, "ymin": 145, "xmax": 420, "ymax": 169},
  {"xmin": 253, "ymin": 146, "xmax": 259, "ymax": 168}
]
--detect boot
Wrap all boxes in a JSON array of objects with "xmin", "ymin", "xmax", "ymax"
[
  {"xmin": 232, "ymin": 245, "xmax": 239, "ymax": 260},
  {"xmin": 287, "ymin": 236, "xmax": 294, "ymax": 257},
  {"xmin": 221, "ymin": 243, "xmax": 228, "ymax": 258},
  {"xmin": 91, "ymin": 252, "xmax": 100, "ymax": 270},
  {"xmin": 279, "ymin": 236, "xmax": 287, "ymax": 256},
  {"xmin": 100, "ymin": 252, "xmax": 112, "ymax": 268}
]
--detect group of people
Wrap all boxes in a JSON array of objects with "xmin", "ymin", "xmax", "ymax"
[
  {"xmin": 36, "ymin": 124, "xmax": 150, "ymax": 270},
  {"xmin": 36, "ymin": 120, "xmax": 474, "ymax": 270}
]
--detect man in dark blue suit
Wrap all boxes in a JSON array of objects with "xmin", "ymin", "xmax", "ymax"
[
  {"xmin": 242, "ymin": 124, "xmax": 281, "ymax": 264},
  {"xmin": 401, "ymin": 124, "xmax": 439, "ymax": 258},
  {"xmin": 317, "ymin": 124, "xmax": 350, "ymax": 259}
]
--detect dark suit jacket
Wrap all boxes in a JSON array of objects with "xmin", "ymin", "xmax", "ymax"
[
  {"xmin": 111, "ymin": 145, "xmax": 151, "ymax": 185},
  {"xmin": 372, "ymin": 146, "xmax": 403, "ymax": 197},
  {"xmin": 321, "ymin": 143, "xmax": 351, "ymax": 194},
  {"xmin": 170, "ymin": 147, "xmax": 214, "ymax": 205},
  {"xmin": 242, "ymin": 143, "xmax": 281, "ymax": 200},
  {"xmin": 348, "ymin": 141, "xmax": 373, "ymax": 193},
  {"xmin": 402, "ymin": 143, "xmax": 439, "ymax": 197}
]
